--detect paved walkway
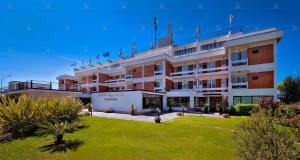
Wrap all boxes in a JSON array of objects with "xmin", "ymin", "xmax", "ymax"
[{"xmin": 91, "ymin": 111, "xmax": 223, "ymax": 123}]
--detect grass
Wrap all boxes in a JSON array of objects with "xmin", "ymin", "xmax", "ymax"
[{"xmin": 0, "ymin": 116, "xmax": 248, "ymax": 160}]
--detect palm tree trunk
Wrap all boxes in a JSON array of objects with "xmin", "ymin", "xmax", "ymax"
[{"xmin": 56, "ymin": 134, "xmax": 64, "ymax": 144}]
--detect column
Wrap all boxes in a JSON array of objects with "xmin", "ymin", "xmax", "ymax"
[
  {"xmin": 162, "ymin": 60, "xmax": 166, "ymax": 91},
  {"xmin": 207, "ymin": 96, "xmax": 210, "ymax": 112},
  {"xmin": 189, "ymin": 95, "xmax": 194, "ymax": 109},
  {"xmin": 227, "ymin": 48, "xmax": 233, "ymax": 107},
  {"xmin": 273, "ymin": 39, "xmax": 278, "ymax": 100},
  {"xmin": 142, "ymin": 64, "xmax": 144, "ymax": 90}
]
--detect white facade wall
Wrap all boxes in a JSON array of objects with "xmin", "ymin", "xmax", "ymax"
[{"xmin": 91, "ymin": 91, "xmax": 159, "ymax": 113}]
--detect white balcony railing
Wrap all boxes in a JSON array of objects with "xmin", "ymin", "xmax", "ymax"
[
  {"xmin": 171, "ymin": 70, "xmax": 195, "ymax": 77},
  {"xmin": 154, "ymin": 87, "xmax": 164, "ymax": 92},
  {"xmin": 199, "ymin": 66, "xmax": 228, "ymax": 73},
  {"xmin": 154, "ymin": 70, "xmax": 163, "ymax": 75},
  {"xmin": 125, "ymin": 74, "xmax": 132, "ymax": 79},
  {"xmin": 232, "ymin": 82, "xmax": 248, "ymax": 89},
  {"xmin": 201, "ymin": 87, "xmax": 228, "ymax": 92},
  {"xmin": 105, "ymin": 78, "xmax": 125, "ymax": 84},
  {"xmin": 232, "ymin": 59, "xmax": 248, "ymax": 66}
]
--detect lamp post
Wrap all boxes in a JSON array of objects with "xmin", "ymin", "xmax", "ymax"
[{"xmin": 1, "ymin": 74, "xmax": 11, "ymax": 92}]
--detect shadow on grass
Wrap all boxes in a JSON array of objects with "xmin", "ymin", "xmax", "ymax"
[{"xmin": 39, "ymin": 139, "xmax": 84, "ymax": 153}]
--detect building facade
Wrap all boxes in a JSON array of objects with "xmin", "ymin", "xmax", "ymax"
[{"xmin": 57, "ymin": 28, "xmax": 283, "ymax": 112}]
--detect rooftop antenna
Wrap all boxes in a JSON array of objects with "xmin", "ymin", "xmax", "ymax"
[
  {"xmin": 154, "ymin": 16, "xmax": 158, "ymax": 48},
  {"xmin": 168, "ymin": 24, "xmax": 173, "ymax": 45}
]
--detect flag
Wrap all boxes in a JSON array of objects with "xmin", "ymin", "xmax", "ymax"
[
  {"xmin": 89, "ymin": 58, "xmax": 92, "ymax": 65},
  {"xmin": 196, "ymin": 24, "xmax": 200, "ymax": 41},
  {"xmin": 103, "ymin": 51, "xmax": 109, "ymax": 57},
  {"xmin": 132, "ymin": 42, "xmax": 137, "ymax": 55},
  {"xmin": 118, "ymin": 49, "xmax": 123, "ymax": 59},
  {"xmin": 96, "ymin": 54, "xmax": 100, "ymax": 60},
  {"xmin": 229, "ymin": 14, "xmax": 234, "ymax": 27}
]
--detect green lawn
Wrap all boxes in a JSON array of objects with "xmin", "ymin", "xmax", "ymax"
[{"xmin": 0, "ymin": 116, "xmax": 247, "ymax": 160}]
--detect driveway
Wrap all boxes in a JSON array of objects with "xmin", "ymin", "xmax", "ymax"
[{"xmin": 91, "ymin": 111, "xmax": 223, "ymax": 122}]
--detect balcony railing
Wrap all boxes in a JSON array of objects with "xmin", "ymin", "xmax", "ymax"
[
  {"xmin": 125, "ymin": 74, "xmax": 132, "ymax": 79},
  {"xmin": 199, "ymin": 66, "xmax": 228, "ymax": 73},
  {"xmin": 154, "ymin": 70, "xmax": 163, "ymax": 76},
  {"xmin": 201, "ymin": 87, "xmax": 228, "ymax": 92},
  {"xmin": 232, "ymin": 59, "xmax": 248, "ymax": 66},
  {"xmin": 171, "ymin": 70, "xmax": 195, "ymax": 77},
  {"xmin": 0, "ymin": 80, "xmax": 81, "ymax": 93},
  {"xmin": 232, "ymin": 82, "xmax": 248, "ymax": 89},
  {"xmin": 105, "ymin": 78, "xmax": 125, "ymax": 84},
  {"xmin": 154, "ymin": 87, "xmax": 164, "ymax": 92}
]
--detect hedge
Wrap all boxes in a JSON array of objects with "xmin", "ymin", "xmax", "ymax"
[{"xmin": 234, "ymin": 104, "xmax": 257, "ymax": 116}]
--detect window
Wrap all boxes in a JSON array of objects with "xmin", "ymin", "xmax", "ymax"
[
  {"xmin": 174, "ymin": 47, "xmax": 197, "ymax": 56},
  {"xmin": 232, "ymin": 50, "xmax": 248, "ymax": 66},
  {"xmin": 209, "ymin": 79, "xmax": 216, "ymax": 88},
  {"xmin": 167, "ymin": 97, "xmax": 190, "ymax": 108},
  {"xmin": 143, "ymin": 94, "xmax": 163, "ymax": 109},
  {"xmin": 182, "ymin": 80, "xmax": 189, "ymax": 89},
  {"xmin": 233, "ymin": 96, "xmax": 273, "ymax": 106},
  {"xmin": 231, "ymin": 74, "xmax": 248, "ymax": 88},
  {"xmin": 252, "ymin": 49, "xmax": 259, "ymax": 54},
  {"xmin": 200, "ymin": 41, "xmax": 224, "ymax": 51},
  {"xmin": 252, "ymin": 76, "xmax": 258, "ymax": 80}
]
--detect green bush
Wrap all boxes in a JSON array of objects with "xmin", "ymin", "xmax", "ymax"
[
  {"xmin": 235, "ymin": 108, "xmax": 297, "ymax": 160},
  {"xmin": 0, "ymin": 96, "xmax": 42, "ymax": 140},
  {"xmin": 0, "ymin": 95, "xmax": 84, "ymax": 141},
  {"xmin": 234, "ymin": 104, "xmax": 257, "ymax": 116}
]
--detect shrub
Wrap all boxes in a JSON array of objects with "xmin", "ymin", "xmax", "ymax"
[
  {"xmin": 0, "ymin": 95, "xmax": 42, "ymax": 141},
  {"xmin": 39, "ymin": 96, "xmax": 84, "ymax": 123},
  {"xmin": 37, "ymin": 121, "xmax": 82, "ymax": 145},
  {"xmin": 0, "ymin": 95, "xmax": 84, "ymax": 142},
  {"xmin": 234, "ymin": 104, "xmax": 257, "ymax": 116},
  {"xmin": 235, "ymin": 108, "xmax": 297, "ymax": 160}
]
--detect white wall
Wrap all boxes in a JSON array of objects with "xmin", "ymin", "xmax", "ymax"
[{"xmin": 91, "ymin": 91, "xmax": 154, "ymax": 113}]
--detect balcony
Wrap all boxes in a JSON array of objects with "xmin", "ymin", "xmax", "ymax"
[
  {"xmin": 232, "ymin": 82, "xmax": 248, "ymax": 89},
  {"xmin": 232, "ymin": 59, "xmax": 248, "ymax": 66},
  {"xmin": 201, "ymin": 87, "xmax": 228, "ymax": 92},
  {"xmin": 171, "ymin": 70, "xmax": 195, "ymax": 77},
  {"xmin": 154, "ymin": 87, "xmax": 164, "ymax": 92},
  {"xmin": 154, "ymin": 70, "xmax": 163, "ymax": 76},
  {"xmin": 199, "ymin": 66, "xmax": 228, "ymax": 74},
  {"xmin": 125, "ymin": 74, "xmax": 132, "ymax": 79},
  {"xmin": 105, "ymin": 78, "xmax": 125, "ymax": 84}
]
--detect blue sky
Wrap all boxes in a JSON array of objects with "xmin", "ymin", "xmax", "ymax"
[{"xmin": 0, "ymin": 0, "xmax": 299, "ymax": 86}]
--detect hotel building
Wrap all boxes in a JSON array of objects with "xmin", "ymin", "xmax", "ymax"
[
  {"xmin": 55, "ymin": 27, "xmax": 283, "ymax": 113},
  {"xmin": 0, "ymin": 26, "xmax": 282, "ymax": 113}
]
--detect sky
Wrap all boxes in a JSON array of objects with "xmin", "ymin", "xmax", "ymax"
[{"xmin": 0, "ymin": 0, "xmax": 300, "ymax": 86}]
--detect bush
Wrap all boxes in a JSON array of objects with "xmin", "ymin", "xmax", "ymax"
[
  {"xmin": 234, "ymin": 104, "xmax": 257, "ymax": 116},
  {"xmin": 0, "ymin": 95, "xmax": 84, "ymax": 142},
  {"xmin": 235, "ymin": 108, "xmax": 297, "ymax": 160},
  {"xmin": 0, "ymin": 96, "xmax": 42, "ymax": 140}
]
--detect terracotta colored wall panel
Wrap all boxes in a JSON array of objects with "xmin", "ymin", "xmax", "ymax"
[
  {"xmin": 144, "ymin": 82, "xmax": 155, "ymax": 91},
  {"xmin": 248, "ymin": 71, "xmax": 274, "ymax": 89},
  {"xmin": 99, "ymin": 85, "xmax": 108, "ymax": 92},
  {"xmin": 216, "ymin": 79, "xmax": 221, "ymax": 88},
  {"xmin": 165, "ymin": 79, "xmax": 173, "ymax": 91},
  {"xmin": 132, "ymin": 67, "xmax": 142, "ymax": 78},
  {"xmin": 248, "ymin": 44, "xmax": 274, "ymax": 65},
  {"xmin": 98, "ymin": 74, "xmax": 109, "ymax": 83},
  {"xmin": 144, "ymin": 65, "xmax": 155, "ymax": 77},
  {"xmin": 166, "ymin": 62, "xmax": 173, "ymax": 77}
]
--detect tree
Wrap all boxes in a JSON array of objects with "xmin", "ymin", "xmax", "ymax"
[
  {"xmin": 278, "ymin": 76, "xmax": 300, "ymax": 104},
  {"xmin": 235, "ymin": 108, "xmax": 297, "ymax": 160},
  {"xmin": 37, "ymin": 121, "xmax": 81, "ymax": 145}
]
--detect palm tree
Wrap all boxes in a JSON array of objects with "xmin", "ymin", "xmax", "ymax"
[{"xmin": 37, "ymin": 121, "xmax": 81, "ymax": 145}]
